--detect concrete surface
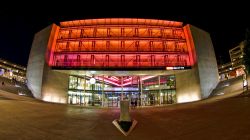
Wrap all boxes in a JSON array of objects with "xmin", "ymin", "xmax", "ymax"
[
  {"xmin": 27, "ymin": 24, "xmax": 53, "ymax": 99},
  {"xmin": 189, "ymin": 25, "xmax": 219, "ymax": 98},
  {"xmin": 27, "ymin": 24, "xmax": 68, "ymax": 103},
  {"xmin": 119, "ymin": 100, "xmax": 131, "ymax": 122},
  {"xmin": 176, "ymin": 25, "xmax": 219, "ymax": 103},
  {"xmin": 0, "ymin": 76, "xmax": 250, "ymax": 140},
  {"xmin": 176, "ymin": 67, "xmax": 201, "ymax": 103}
]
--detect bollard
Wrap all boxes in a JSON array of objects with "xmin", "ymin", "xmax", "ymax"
[{"xmin": 119, "ymin": 100, "xmax": 131, "ymax": 122}]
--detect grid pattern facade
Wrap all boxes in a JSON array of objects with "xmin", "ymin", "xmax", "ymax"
[{"xmin": 50, "ymin": 19, "xmax": 193, "ymax": 70}]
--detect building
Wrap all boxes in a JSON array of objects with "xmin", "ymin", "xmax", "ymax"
[
  {"xmin": 218, "ymin": 62, "xmax": 233, "ymax": 80},
  {"xmin": 219, "ymin": 41, "xmax": 246, "ymax": 80},
  {"xmin": 229, "ymin": 40, "xmax": 246, "ymax": 72},
  {"xmin": 0, "ymin": 58, "xmax": 27, "ymax": 83},
  {"xmin": 27, "ymin": 18, "xmax": 219, "ymax": 107}
]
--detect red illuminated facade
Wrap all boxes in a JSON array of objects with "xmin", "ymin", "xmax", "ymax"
[
  {"xmin": 27, "ymin": 18, "xmax": 219, "ymax": 106},
  {"xmin": 48, "ymin": 18, "xmax": 195, "ymax": 70}
]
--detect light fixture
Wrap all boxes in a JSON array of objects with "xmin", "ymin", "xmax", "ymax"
[
  {"xmin": 90, "ymin": 77, "xmax": 96, "ymax": 84},
  {"xmin": 243, "ymin": 80, "xmax": 248, "ymax": 87}
]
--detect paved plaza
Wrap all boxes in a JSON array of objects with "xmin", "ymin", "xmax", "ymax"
[{"xmin": 0, "ymin": 77, "xmax": 250, "ymax": 140}]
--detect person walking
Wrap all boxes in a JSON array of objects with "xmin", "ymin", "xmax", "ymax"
[{"xmin": 131, "ymin": 100, "xmax": 134, "ymax": 108}]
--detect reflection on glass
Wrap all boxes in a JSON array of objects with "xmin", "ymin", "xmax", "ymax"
[{"xmin": 68, "ymin": 75, "xmax": 176, "ymax": 106}]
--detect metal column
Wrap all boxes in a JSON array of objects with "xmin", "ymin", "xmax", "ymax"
[
  {"xmin": 158, "ymin": 75, "xmax": 161, "ymax": 105},
  {"xmin": 121, "ymin": 76, "xmax": 124, "ymax": 101},
  {"xmin": 140, "ymin": 76, "xmax": 143, "ymax": 106},
  {"xmin": 102, "ymin": 75, "xmax": 104, "ymax": 107},
  {"xmin": 84, "ymin": 75, "xmax": 86, "ymax": 105}
]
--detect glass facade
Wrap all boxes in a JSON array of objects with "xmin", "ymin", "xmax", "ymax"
[{"xmin": 67, "ymin": 75, "xmax": 176, "ymax": 107}]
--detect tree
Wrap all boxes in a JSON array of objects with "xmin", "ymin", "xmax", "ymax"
[
  {"xmin": 243, "ymin": 28, "xmax": 250, "ymax": 73},
  {"xmin": 243, "ymin": 28, "xmax": 250, "ymax": 92}
]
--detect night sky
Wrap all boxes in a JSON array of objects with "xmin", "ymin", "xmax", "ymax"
[{"xmin": 0, "ymin": 3, "xmax": 249, "ymax": 66}]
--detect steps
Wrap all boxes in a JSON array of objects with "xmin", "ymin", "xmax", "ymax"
[{"xmin": 0, "ymin": 76, "xmax": 33, "ymax": 98}]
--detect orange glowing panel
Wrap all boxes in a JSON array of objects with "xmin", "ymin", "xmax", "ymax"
[
  {"xmin": 183, "ymin": 24, "xmax": 197, "ymax": 65},
  {"xmin": 48, "ymin": 18, "xmax": 194, "ymax": 70},
  {"xmin": 60, "ymin": 18, "xmax": 183, "ymax": 28}
]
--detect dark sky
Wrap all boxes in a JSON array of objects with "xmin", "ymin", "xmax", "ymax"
[{"xmin": 0, "ymin": 3, "xmax": 249, "ymax": 66}]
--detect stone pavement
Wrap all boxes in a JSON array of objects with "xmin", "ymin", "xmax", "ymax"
[{"xmin": 0, "ymin": 76, "xmax": 250, "ymax": 140}]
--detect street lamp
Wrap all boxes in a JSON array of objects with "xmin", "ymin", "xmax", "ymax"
[
  {"xmin": 243, "ymin": 77, "xmax": 248, "ymax": 93},
  {"xmin": 90, "ymin": 77, "xmax": 96, "ymax": 84},
  {"xmin": 243, "ymin": 66, "xmax": 248, "ymax": 94},
  {"xmin": 90, "ymin": 77, "xmax": 96, "ymax": 106}
]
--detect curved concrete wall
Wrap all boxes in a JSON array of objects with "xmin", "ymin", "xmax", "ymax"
[
  {"xmin": 176, "ymin": 25, "xmax": 219, "ymax": 103},
  {"xmin": 176, "ymin": 67, "xmax": 201, "ymax": 103},
  {"xmin": 189, "ymin": 25, "xmax": 219, "ymax": 98},
  {"xmin": 27, "ymin": 25, "xmax": 53, "ymax": 99},
  {"xmin": 27, "ymin": 24, "xmax": 69, "ymax": 103}
]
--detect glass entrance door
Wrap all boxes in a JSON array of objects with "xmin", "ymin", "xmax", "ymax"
[{"xmin": 107, "ymin": 92, "xmax": 119, "ymax": 107}]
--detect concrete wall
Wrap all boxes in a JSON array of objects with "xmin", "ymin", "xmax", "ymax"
[
  {"xmin": 176, "ymin": 66, "xmax": 201, "ymax": 103},
  {"xmin": 189, "ymin": 25, "xmax": 219, "ymax": 98},
  {"xmin": 27, "ymin": 25, "xmax": 52, "ymax": 99},
  {"xmin": 41, "ymin": 65, "xmax": 68, "ymax": 103},
  {"xmin": 176, "ymin": 25, "xmax": 219, "ymax": 103},
  {"xmin": 27, "ymin": 24, "xmax": 69, "ymax": 103}
]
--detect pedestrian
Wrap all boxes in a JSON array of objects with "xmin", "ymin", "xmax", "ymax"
[
  {"xmin": 2, "ymin": 81, "xmax": 4, "ymax": 86},
  {"xmin": 131, "ymin": 100, "xmax": 134, "ymax": 108}
]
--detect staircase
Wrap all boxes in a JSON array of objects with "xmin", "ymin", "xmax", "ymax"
[{"xmin": 0, "ymin": 76, "xmax": 34, "ymax": 98}]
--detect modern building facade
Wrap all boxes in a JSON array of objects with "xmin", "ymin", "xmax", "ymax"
[
  {"xmin": 27, "ymin": 18, "xmax": 219, "ymax": 107},
  {"xmin": 219, "ymin": 41, "xmax": 246, "ymax": 80},
  {"xmin": 0, "ymin": 58, "xmax": 27, "ymax": 83}
]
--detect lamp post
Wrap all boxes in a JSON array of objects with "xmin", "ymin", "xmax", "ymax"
[
  {"xmin": 90, "ymin": 77, "xmax": 96, "ymax": 106},
  {"xmin": 243, "ymin": 75, "xmax": 248, "ymax": 93},
  {"xmin": 243, "ymin": 66, "xmax": 248, "ymax": 94}
]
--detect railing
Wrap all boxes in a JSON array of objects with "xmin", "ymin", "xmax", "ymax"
[{"xmin": 53, "ymin": 60, "xmax": 188, "ymax": 68}]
